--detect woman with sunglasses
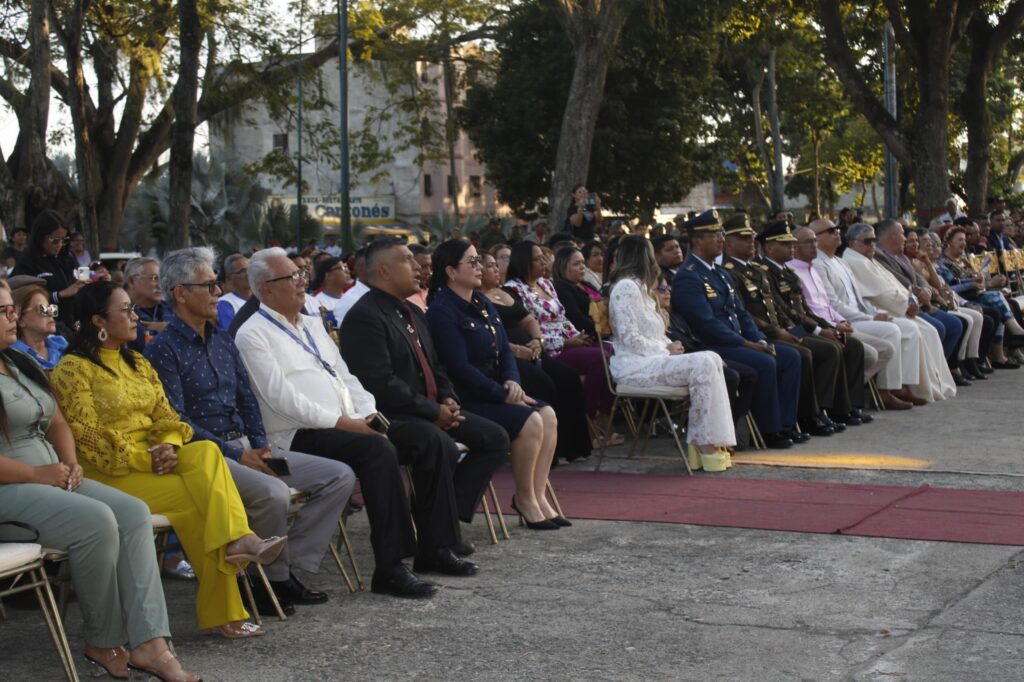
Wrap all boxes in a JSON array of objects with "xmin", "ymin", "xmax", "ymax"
[
  {"xmin": 0, "ymin": 280, "xmax": 202, "ymax": 681},
  {"xmin": 50, "ymin": 282, "xmax": 287, "ymax": 640},
  {"xmin": 11, "ymin": 285, "xmax": 68, "ymax": 370},
  {"xmin": 11, "ymin": 210, "xmax": 84, "ymax": 328}
]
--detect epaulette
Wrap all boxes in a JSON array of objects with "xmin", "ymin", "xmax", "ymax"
[
  {"xmin": 724, "ymin": 262, "xmax": 734, "ymax": 269},
  {"xmin": 686, "ymin": 264, "xmax": 696, "ymax": 271},
  {"xmin": 757, "ymin": 263, "xmax": 769, "ymax": 271}
]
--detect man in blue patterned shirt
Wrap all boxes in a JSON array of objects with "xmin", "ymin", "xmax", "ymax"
[{"xmin": 145, "ymin": 247, "xmax": 356, "ymax": 616}]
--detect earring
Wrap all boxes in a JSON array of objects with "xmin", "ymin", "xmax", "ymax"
[{"xmin": 97, "ymin": 328, "xmax": 108, "ymax": 342}]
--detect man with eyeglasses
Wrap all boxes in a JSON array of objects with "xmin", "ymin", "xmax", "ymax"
[
  {"xmin": 125, "ymin": 257, "xmax": 171, "ymax": 351},
  {"xmin": 843, "ymin": 223, "xmax": 956, "ymax": 403},
  {"xmin": 217, "ymin": 253, "xmax": 252, "ymax": 331},
  {"xmin": 235, "ymin": 247, "xmax": 447, "ymax": 598},
  {"xmin": 146, "ymin": 247, "xmax": 356, "ymax": 616}
]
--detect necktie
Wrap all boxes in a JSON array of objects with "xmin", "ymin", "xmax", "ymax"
[{"xmin": 400, "ymin": 303, "xmax": 438, "ymax": 402}]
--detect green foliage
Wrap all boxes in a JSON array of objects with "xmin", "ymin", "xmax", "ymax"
[{"xmin": 460, "ymin": 0, "xmax": 730, "ymax": 217}]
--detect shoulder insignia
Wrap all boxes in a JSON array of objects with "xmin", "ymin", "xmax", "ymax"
[
  {"xmin": 757, "ymin": 263, "xmax": 769, "ymax": 271},
  {"xmin": 686, "ymin": 264, "xmax": 696, "ymax": 271},
  {"xmin": 724, "ymin": 262, "xmax": 734, "ymax": 269}
]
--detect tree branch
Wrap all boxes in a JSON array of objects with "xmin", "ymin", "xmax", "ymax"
[
  {"xmin": 817, "ymin": 0, "xmax": 910, "ymax": 166},
  {"xmin": 986, "ymin": 0, "xmax": 1024, "ymax": 72}
]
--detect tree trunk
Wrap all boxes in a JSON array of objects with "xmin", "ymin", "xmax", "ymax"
[
  {"xmin": 63, "ymin": 0, "xmax": 101, "ymax": 249},
  {"xmin": 960, "ymin": 65, "xmax": 989, "ymax": 216},
  {"xmin": 765, "ymin": 46, "xmax": 785, "ymax": 213},
  {"xmin": 168, "ymin": 0, "xmax": 202, "ymax": 249},
  {"xmin": 442, "ymin": 53, "xmax": 461, "ymax": 225},
  {"xmin": 547, "ymin": 0, "xmax": 633, "ymax": 226},
  {"xmin": 908, "ymin": 63, "xmax": 952, "ymax": 223},
  {"xmin": 812, "ymin": 134, "xmax": 822, "ymax": 216}
]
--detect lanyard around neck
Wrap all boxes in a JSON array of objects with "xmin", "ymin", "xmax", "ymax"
[{"xmin": 258, "ymin": 310, "xmax": 337, "ymax": 378}]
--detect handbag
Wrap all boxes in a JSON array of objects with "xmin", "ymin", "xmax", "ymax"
[{"xmin": 0, "ymin": 520, "xmax": 40, "ymax": 543}]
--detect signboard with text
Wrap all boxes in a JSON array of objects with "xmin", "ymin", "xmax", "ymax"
[{"xmin": 269, "ymin": 195, "xmax": 397, "ymax": 225}]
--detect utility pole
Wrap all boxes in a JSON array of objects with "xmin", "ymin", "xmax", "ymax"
[
  {"xmin": 883, "ymin": 22, "xmax": 899, "ymax": 219},
  {"xmin": 337, "ymin": 0, "xmax": 352, "ymax": 251},
  {"xmin": 296, "ymin": 3, "xmax": 304, "ymax": 250}
]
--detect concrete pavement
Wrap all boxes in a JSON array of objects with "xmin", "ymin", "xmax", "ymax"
[{"xmin": 3, "ymin": 369, "xmax": 1023, "ymax": 680}]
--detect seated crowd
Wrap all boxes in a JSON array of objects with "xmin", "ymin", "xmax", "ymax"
[{"xmin": 3, "ymin": 198, "xmax": 1024, "ymax": 680}]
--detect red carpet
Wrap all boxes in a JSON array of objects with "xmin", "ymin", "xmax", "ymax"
[{"xmin": 489, "ymin": 470, "xmax": 1024, "ymax": 546}]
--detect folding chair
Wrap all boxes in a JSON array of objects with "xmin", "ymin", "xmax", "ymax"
[
  {"xmin": 0, "ymin": 543, "xmax": 78, "ymax": 681},
  {"xmin": 284, "ymin": 487, "xmax": 356, "ymax": 594},
  {"xmin": 588, "ymin": 300, "xmax": 693, "ymax": 474}
]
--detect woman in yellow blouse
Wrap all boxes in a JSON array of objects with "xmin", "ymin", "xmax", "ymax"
[{"xmin": 51, "ymin": 282, "xmax": 286, "ymax": 638}]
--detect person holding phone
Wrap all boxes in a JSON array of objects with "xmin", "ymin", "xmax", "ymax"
[
  {"xmin": 565, "ymin": 184, "xmax": 603, "ymax": 241},
  {"xmin": 11, "ymin": 210, "xmax": 83, "ymax": 329},
  {"xmin": 144, "ymin": 247, "xmax": 356, "ymax": 616}
]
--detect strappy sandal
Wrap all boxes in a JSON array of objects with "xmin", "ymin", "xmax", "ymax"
[
  {"xmin": 224, "ymin": 535, "xmax": 288, "ymax": 567},
  {"xmin": 126, "ymin": 648, "xmax": 202, "ymax": 681},
  {"xmin": 209, "ymin": 620, "xmax": 265, "ymax": 640}
]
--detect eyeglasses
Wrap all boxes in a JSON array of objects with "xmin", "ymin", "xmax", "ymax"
[
  {"xmin": 180, "ymin": 281, "xmax": 221, "ymax": 294},
  {"xmin": 496, "ymin": 254, "xmax": 511, "ymax": 261},
  {"xmin": 33, "ymin": 303, "xmax": 58, "ymax": 318},
  {"xmin": 0, "ymin": 305, "xmax": 17, "ymax": 321},
  {"xmin": 266, "ymin": 271, "xmax": 309, "ymax": 286},
  {"xmin": 461, "ymin": 256, "xmax": 484, "ymax": 268},
  {"xmin": 855, "ymin": 238, "xmax": 878, "ymax": 245},
  {"xmin": 48, "ymin": 236, "xmax": 70, "ymax": 246},
  {"xmin": 656, "ymin": 284, "xmax": 670, "ymax": 293},
  {"xmin": 109, "ymin": 303, "xmax": 138, "ymax": 317},
  {"xmin": 135, "ymin": 274, "xmax": 159, "ymax": 282}
]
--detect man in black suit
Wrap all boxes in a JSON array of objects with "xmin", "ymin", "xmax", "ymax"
[{"xmin": 340, "ymin": 238, "xmax": 509, "ymax": 552}]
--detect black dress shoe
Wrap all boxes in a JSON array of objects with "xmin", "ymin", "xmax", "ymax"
[
  {"xmin": 763, "ymin": 433, "xmax": 794, "ymax": 449},
  {"xmin": 452, "ymin": 541, "xmax": 476, "ymax": 557},
  {"xmin": 414, "ymin": 548, "xmax": 479, "ymax": 576},
  {"xmin": 992, "ymin": 361, "xmax": 1020, "ymax": 369},
  {"xmin": 371, "ymin": 564, "xmax": 438, "ymax": 598},
  {"xmin": 953, "ymin": 374, "xmax": 972, "ymax": 387},
  {"xmin": 800, "ymin": 420, "xmax": 833, "ymax": 437},
  {"xmin": 272, "ymin": 573, "xmax": 328, "ymax": 605},
  {"xmin": 781, "ymin": 428, "xmax": 811, "ymax": 443},
  {"xmin": 821, "ymin": 415, "xmax": 846, "ymax": 433},
  {"xmin": 851, "ymin": 409, "xmax": 874, "ymax": 424},
  {"xmin": 835, "ymin": 413, "xmax": 863, "ymax": 426},
  {"xmin": 240, "ymin": 575, "xmax": 295, "ymax": 617}
]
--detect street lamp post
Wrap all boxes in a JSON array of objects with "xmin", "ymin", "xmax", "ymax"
[{"xmin": 338, "ymin": 0, "xmax": 353, "ymax": 251}]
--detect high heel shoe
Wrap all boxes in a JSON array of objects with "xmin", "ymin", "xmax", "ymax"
[
  {"xmin": 206, "ymin": 621, "xmax": 265, "ymax": 639},
  {"xmin": 548, "ymin": 516, "xmax": 572, "ymax": 527},
  {"xmin": 126, "ymin": 649, "xmax": 202, "ymax": 682},
  {"xmin": 510, "ymin": 496, "xmax": 559, "ymax": 530},
  {"xmin": 84, "ymin": 648, "xmax": 129, "ymax": 679},
  {"xmin": 685, "ymin": 443, "xmax": 703, "ymax": 471},
  {"xmin": 689, "ymin": 444, "xmax": 728, "ymax": 472},
  {"xmin": 225, "ymin": 535, "xmax": 288, "ymax": 566}
]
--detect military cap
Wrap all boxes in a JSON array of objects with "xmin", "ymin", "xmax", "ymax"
[
  {"xmin": 6, "ymin": 274, "xmax": 47, "ymax": 290},
  {"xmin": 722, "ymin": 213, "xmax": 755, "ymax": 237},
  {"xmin": 757, "ymin": 220, "xmax": 797, "ymax": 243},
  {"xmin": 682, "ymin": 208, "xmax": 721, "ymax": 233}
]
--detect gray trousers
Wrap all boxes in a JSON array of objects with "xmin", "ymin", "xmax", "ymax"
[
  {"xmin": 224, "ymin": 437, "xmax": 355, "ymax": 581},
  {"xmin": 0, "ymin": 479, "xmax": 170, "ymax": 649}
]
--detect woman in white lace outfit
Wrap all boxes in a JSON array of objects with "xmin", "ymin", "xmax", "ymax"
[{"xmin": 608, "ymin": 236, "xmax": 736, "ymax": 470}]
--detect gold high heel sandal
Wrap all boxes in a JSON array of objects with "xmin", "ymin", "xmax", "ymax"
[{"xmin": 224, "ymin": 536, "xmax": 288, "ymax": 566}]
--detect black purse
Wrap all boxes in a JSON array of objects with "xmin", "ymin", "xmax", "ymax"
[{"xmin": 0, "ymin": 521, "xmax": 40, "ymax": 543}]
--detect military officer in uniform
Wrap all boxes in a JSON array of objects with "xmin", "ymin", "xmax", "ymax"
[
  {"xmin": 757, "ymin": 221, "xmax": 870, "ymax": 428},
  {"xmin": 671, "ymin": 211, "xmax": 801, "ymax": 449},
  {"xmin": 721, "ymin": 216, "xmax": 838, "ymax": 436}
]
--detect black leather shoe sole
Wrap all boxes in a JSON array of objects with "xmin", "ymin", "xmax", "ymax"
[
  {"xmin": 413, "ymin": 557, "xmax": 479, "ymax": 577},
  {"xmin": 370, "ymin": 577, "xmax": 438, "ymax": 599}
]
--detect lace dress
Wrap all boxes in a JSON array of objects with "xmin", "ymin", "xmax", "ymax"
[{"xmin": 608, "ymin": 278, "xmax": 736, "ymax": 446}]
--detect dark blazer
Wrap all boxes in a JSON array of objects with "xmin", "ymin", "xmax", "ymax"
[
  {"xmin": 340, "ymin": 286, "xmax": 457, "ymax": 422},
  {"xmin": 425, "ymin": 286, "xmax": 519, "ymax": 404},
  {"xmin": 553, "ymin": 278, "xmax": 597, "ymax": 337},
  {"xmin": 672, "ymin": 254, "xmax": 764, "ymax": 348}
]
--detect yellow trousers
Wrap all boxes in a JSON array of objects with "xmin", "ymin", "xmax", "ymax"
[{"xmin": 88, "ymin": 440, "xmax": 253, "ymax": 630}]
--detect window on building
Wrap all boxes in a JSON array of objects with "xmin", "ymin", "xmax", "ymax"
[
  {"xmin": 447, "ymin": 175, "xmax": 457, "ymax": 196},
  {"xmin": 272, "ymin": 133, "xmax": 289, "ymax": 153},
  {"xmin": 424, "ymin": 174, "xmax": 433, "ymax": 197},
  {"xmin": 469, "ymin": 175, "xmax": 482, "ymax": 197}
]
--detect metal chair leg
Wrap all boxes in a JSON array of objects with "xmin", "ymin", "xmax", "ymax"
[
  {"xmin": 545, "ymin": 480, "xmax": 564, "ymax": 519},
  {"xmin": 746, "ymin": 413, "xmax": 766, "ymax": 450},
  {"xmin": 628, "ymin": 400, "xmax": 653, "ymax": 459},
  {"xmin": 33, "ymin": 567, "xmax": 78, "ymax": 682},
  {"xmin": 253, "ymin": 563, "xmax": 287, "ymax": 621},
  {"xmin": 657, "ymin": 398, "xmax": 693, "ymax": 475},
  {"xmin": 489, "ymin": 482, "xmax": 510, "ymax": 540},
  {"xmin": 327, "ymin": 543, "xmax": 357, "ymax": 593},
  {"xmin": 337, "ymin": 518, "xmax": 365, "ymax": 590},
  {"xmin": 594, "ymin": 396, "xmax": 622, "ymax": 471},
  {"xmin": 479, "ymin": 494, "xmax": 500, "ymax": 545},
  {"xmin": 238, "ymin": 572, "xmax": 262, "ymax": 626}
]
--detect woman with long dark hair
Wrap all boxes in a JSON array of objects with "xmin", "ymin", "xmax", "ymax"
[
  {"xmin": 11, "ymin": 210, "xmax": 84, "ymax": 328},
  {"xmin": 0, "ymin": 280, "xmax": 201, "ymax": 681},
  {"xmin": 426, "ymin": 240, "xmax": 566, "ymax": 529},
  {"xmin": 503, "ymin": 241, "xmax": 622, "ymax": 447},
  {"xmin": 551, "ymin": 244, "xmax": 601, "ymax": 338},
  {"xmin": 50, "ymin": 281, "xmax": 286, "ymax": 639},
  {"xmin": 478, "ymin": 251, "xmax": 592, "ymax": 462},
  {"xmin": 607, "ymin": 237, "xmax": 736, "ymax": 471}
]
